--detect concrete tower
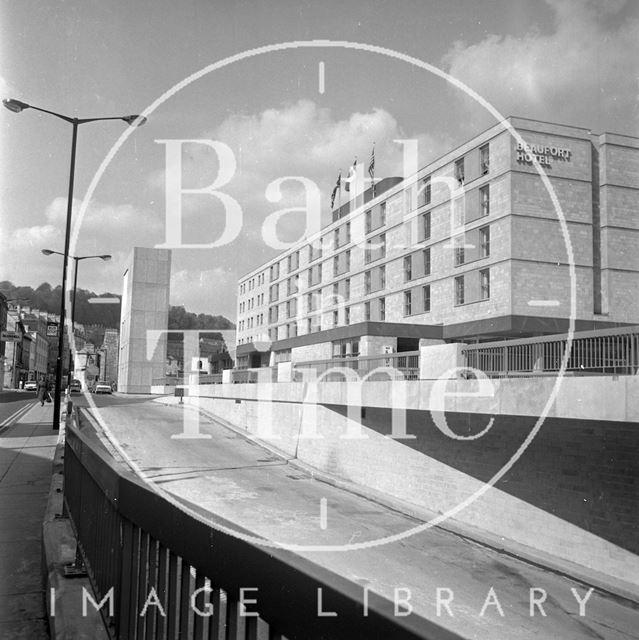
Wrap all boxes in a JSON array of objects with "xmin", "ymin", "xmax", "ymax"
[{"xmin": 118, "ymin": 247, "xmax": 171, "ymax": 393}]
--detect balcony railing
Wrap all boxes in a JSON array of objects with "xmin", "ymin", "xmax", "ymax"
[
  {"xmin": 63, "ymin": 411, "xmax": 455, "ymax": 639},
  {"xmin": 152, "ymin": 374, "xmax": 224, "ymax": 386},
  {"xmin": 294, "ymin": 351, "xmax": 420, "ymax": 382},
  {"xmin": 462, "ymin": 325, "xmax": 639, "ymax": 377}
]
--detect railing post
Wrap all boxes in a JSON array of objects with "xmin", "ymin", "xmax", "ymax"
[{"xmin": 117, "ymin": 520, "xmax": 136, "ymax": 639}]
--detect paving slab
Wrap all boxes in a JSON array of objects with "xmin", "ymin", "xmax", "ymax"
[{"xmin": 0, "ymin": 403, "xmax": 58, "ymax": 640}]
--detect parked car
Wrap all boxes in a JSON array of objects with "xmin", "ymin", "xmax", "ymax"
[
  {"xmin": 24, "ymin": 381, "xmax": 37, "ymax": 391},
  {"xmin": 94, "ymin": 382, "xmax": 112, "ymax": 395},
  {"xmin": 69, "ymin": 379, "xmax": 82, "ymax": 393}
]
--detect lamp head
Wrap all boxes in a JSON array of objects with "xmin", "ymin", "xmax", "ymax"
[
  {"xmin": 100, "ymin": 255, "xmax": 112, "ymax": 261},
  {"xmin": 3, "ymin": 98, "xmax": 30, "ymax": 113},
  {"xmin": 121, "ymin": 114, "xmax": 147, "ymax": 127},
  {"xmin": 41, "ymin": 249, "xmax": 55, "ymax": 256}
]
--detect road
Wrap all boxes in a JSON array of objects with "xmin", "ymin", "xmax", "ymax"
[
  {"xmin": 81, "ymin": 394, "xmax": 639, "ymax": 640},
  {"xmin": 0, "ymin": 390, "xmax": 38, "ymax": 433}
]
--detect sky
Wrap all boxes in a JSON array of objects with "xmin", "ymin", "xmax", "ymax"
[{"xmin": 1, "ymin": 0, "xmax": 638, "ymax": 320}]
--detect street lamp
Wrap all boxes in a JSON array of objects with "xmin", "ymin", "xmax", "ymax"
[
  {"xmin": 41, "ymin": 250, "xmax": 112, "ymax": 387},
  {"xmin": 5, "ymin": 98, "xmax": 146, "ymax": 430}
]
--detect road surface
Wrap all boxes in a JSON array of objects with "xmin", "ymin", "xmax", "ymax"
[{"xmin": 83, "ymin": 395, "xmax": 638, "ymax": 640}]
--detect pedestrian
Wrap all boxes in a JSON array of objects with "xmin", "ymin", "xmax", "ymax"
[{"xmin": 36, "ymin": 376, "xmax": 48, "ymax": 406}]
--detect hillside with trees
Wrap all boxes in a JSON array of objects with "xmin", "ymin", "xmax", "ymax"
[{"xmin": 0, "ymin": 282, "xmax": 235, "ymax": 335}]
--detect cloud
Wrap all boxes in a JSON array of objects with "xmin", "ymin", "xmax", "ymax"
[
  {"xmin": 442, "ymin": 0, "xmax": 639, "ymax": 131},
  {"xmin": 171, "ymin": 267, "xmax": 236, "ymax": 318},
  {"xmin": 149, "ymin": 99, "xmax": 447, "ymax": 215},
  {"xmin": 0, "ymin": 197, "xmax": 164, "ymax": 294},
  {"xmin": 147, "ymin": 99, "xmax": 448, "ymax": 259}
]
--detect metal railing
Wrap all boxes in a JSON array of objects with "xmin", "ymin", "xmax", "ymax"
[
  {"xmin": 462, "ymin": 325, "xmax": 639, "ymax": 377},
  {"xmin": 63, "ymin": 412, "xmax": 457, "ymax": 640},
  {"xmin": 152, "ymin": 374, "xmax": 224, "ymax": 386},
  {"xmin": 294, "ymin": 351, "xmax": 420, "ymax": 382}
]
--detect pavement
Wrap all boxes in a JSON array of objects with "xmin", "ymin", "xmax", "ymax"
[
  {"xmin": 85, "ymin": 398, "xmax": 639, "ymax": 640},
  {"xmin": 0, "ymin": 400, "xmax": 55, "ymax": 639}
]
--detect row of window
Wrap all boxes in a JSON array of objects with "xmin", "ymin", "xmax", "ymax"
[
  {"xmin": 256, "ymin": 268, "xmax": 491, "ymax": 340},
  {"xmin": 263, "ymin": 184, "xmax": 489, "ymax": 295},
  {"xmin": 241, "ymin": 143, "xmax": 492, "ymax": 299},
  {"xmin": 239, "ymin": 272, "xmax": 266, "ymax": 295},
  {"xmin": 237, "ymin": 313, "xmax": 265, "ymax": 332},
  {"xmin": 239, "ymin": 293, "xmax": 265, "ymax": 314},
  {"xmin": 455, "ymin": 143, "xmax": 490, "ymax": 185}
]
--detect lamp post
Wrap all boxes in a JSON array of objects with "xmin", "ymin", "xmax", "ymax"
[
  {"xmin": 4, "ymin": 98, "xmax": 145, "ymax": 430},
  {"xmin": 42, "ymin": 250, "xmax": 112, "ymax": 387}
]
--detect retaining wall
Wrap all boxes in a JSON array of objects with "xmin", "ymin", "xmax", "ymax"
[{"xmin": 171, "ymin": 375, "xmax": 639, "ymax": 594}]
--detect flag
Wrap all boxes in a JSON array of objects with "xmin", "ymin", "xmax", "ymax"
[
  {"xmin": 368, "ymin": 145, "xmax": 376, "ymax": 197},
  {"xmin": 344, "ymin": 159, "xmax": 357, "ymax": 192},
  {"xmin": 330, "ymin": 172, "xmax": 341, "ymax": 209}
]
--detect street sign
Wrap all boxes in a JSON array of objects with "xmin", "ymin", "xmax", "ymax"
[
  {"xmin": 46, "ymin": 322, "xmax": 58, "ymax": 337},
  {"xmin": 0, "ymin": 330, "xmax": 19, "ymax": 342}
]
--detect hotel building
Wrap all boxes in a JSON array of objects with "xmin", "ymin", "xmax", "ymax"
[{"xmin": 235, "ymin": 116, "xmax": 639, "ymax": 368}]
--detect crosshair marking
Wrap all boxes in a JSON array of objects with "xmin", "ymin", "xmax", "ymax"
[
  {"xmin": 318, "ymin": 61, "xmax": 325, "ymax": 94},
  {"xmin": 320, "ymin": 497, "xmax": 328, "ymax": 529},
  {"xmin": 528, "ymin": 299, "xmax": 560, "ymax": 307}
]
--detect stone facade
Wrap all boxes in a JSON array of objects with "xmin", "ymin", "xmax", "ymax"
[
  {"xmin": 235, "ymin": 117, "xmax": 639, "ymax": 360},
  {"xmin": 118, "ymin": 248, "xmax": 171, "ymax": 393}
]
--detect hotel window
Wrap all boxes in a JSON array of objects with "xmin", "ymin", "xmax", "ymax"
[
  {"xmin": 269, "ymin": 306, "xmax": 278, "ymax": 323},
  {"xmin": 269, "ymin": 283, "xmax": 279, "ymax": 302},
  {"xmin": 380, "ymin": 202, "xmax": 387, "ymax": 227},
  {"xmin": 365, "ymin": 301, "xmax": 371, "ymax": 321},
  {"xmin": 404, "ymin": 290, "xmax": 412, "ymax": 316},
  {"xmin": 287, "ymin": 251, "xmax": 299, "ymax": 272},
  {"xmin": 480, "ymin": 269, "xmax": 490, "ymax": 300},
  {"xmin": 480, "ymin": 226, "xmax": 490, "ymax": 257},
  {"xmin": 345, "ymin": 249, "xmax": 351, "ymax": 271},
  {"xmin": 480, "ymin": 144, "xmax": 490, "ymax": 175},
  {"xmin": 333, "ymin": 256, "xmax": 339, "ymax": 277},
  {"xmin": 289, "ymin": 323, "xmax": 298, "ymax": 338},
  {"xmin": 423, "ymin": 285, "xmax": 431, "ymax": 313},
  {"xmin": 345, "ymin": 278, "xmax": 351, "ymax": 300},
  {"xmin": 365, "ymin": 209, "xmax": 372, "ymax": 234},
  {"xmin": 346, "ymin": 222, "xmax": 351, "ymax": 244},
  {"xmin": 306, "ymin": 318, "xmax": 312, "ymax": 334},
  {"xmin": 380, "ymin": 265, "xmax": 386, "ymax": 289},
  {"xmin": 423, "ymin": 247, "xmax": 431, "ymax": 276},
  {"xmin": 379, "ymin": 234, "xmax": 386, "ymax": 259},
  {"xmin": 455, "ymin": 158, "xmax": 465, "ymax": 184},
  {"xmin": 455, "ymin": 275, "xmax": 465, "ymax": 305},
  {"xmin": 270, "ymin": 262, "xmax": 279, "ymax": 282},
  {"xmin": 422, "ymin": 211, "xmax": 431, "ymax": 240},
  {"xmin": 480, "ymin": 185, "xmax": 490, "ymax": 217},
  {"xmin": 404, "ymin": 255, "xmax": 413, "ymax": 282},
  {"xmin": 421, "ymin": 176, "xmax": 431, "ymax": 206},
  {"xmin": 345, "ymin": 306, "xmax": 351, "ymax": 325},
  {"xmin": 332, "ymin": 282, "xmax": 339, "ymax": 304},
  {"xmin": 454, "ymin": 236, "xmax": 465, "ymax": 266},
  {"xmin": 334, "ymin": 228, "xmax": 340, "ymax": 249},
  {"xmin": 453, "ymin": 197, "xmax": 465, "ymax": 227},
  {"xmin": 379, "ymin": 297, "xmax": 386, "ymax": 321},
  {"xmin": 333, "ymin": 310, "xmax": 339, "ymax": 326},
  {"xmin": 364, "ymin": 271, "xmax": 371, "ymax": 295}
]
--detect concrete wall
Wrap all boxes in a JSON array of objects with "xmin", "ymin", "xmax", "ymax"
[
  {"xmin": 118, "ymin": 247, "xmax": 171, "ymax": 393},
  {"xmin": 174, "ymin": 375, "xmax": 639, "ymax": 591}
]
